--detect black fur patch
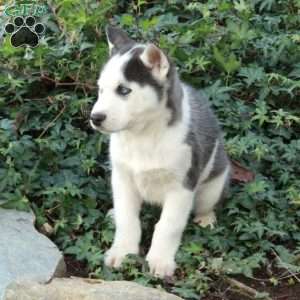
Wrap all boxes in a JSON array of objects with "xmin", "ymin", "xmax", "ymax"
[
  {"xmin": 123, "ymin": 48, "xmax": 163, "ymax": 98},
  {"xmin": 166, "ymin": 65, "xmax": 182, "ymax": 125},
  {"xmin": 183, "ymin": 88, "xmax": 221, "ymax": 190},
  {"xmin": 106, "ymin": 25, "xmax": 135, "ymax": 55},
  {"xmin": 111, "ymin": 43, "xmax": 135, "ymax": 56},
  {"xmin": 184, "ymin": 132, "xmax": 201, "ymax": 190}
]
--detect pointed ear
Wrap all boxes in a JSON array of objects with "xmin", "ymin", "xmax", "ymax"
[
  {"xmin": 140, "ymin": 44, "xmax": 170, "ymax": 80},
  {"xmin": 105, "ymin": 25, "xmax": 134, "ymax": 55}
]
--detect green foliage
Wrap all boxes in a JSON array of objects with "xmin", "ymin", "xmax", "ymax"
[{"xmin": 1, "ymin": 0, "xmax": 300, "ymax": 298}]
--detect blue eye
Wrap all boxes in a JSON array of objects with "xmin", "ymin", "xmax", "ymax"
[{"xmin": 116, "ymin": 85, "xmax": 132, "ymax": 96}]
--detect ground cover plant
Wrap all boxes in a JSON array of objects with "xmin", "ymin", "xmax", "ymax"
[{"xmin": 1, "ymin": 0, "xmax": 300, "ymax": 299}]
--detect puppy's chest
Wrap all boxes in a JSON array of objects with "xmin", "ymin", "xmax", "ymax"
[
  {"xmin": 136, "ymin": 168, "xmax": 177, "ymax": 204},
  {"xmin": 121, "ymin": 142, "xmax": 178, "ymax": 203},
  {"xmin": 111, "ymin": 135, "xmax": 191, "ymax": 203}
]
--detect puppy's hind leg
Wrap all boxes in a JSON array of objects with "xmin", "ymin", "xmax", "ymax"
[{"xmin": 194, "ymin": 166, "xmax": 230, "ymax": 228}]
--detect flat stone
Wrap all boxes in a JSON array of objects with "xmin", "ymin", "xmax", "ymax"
[
  {"xmin": 0, "ymin": 209, "xmax": 66, "ymax": 300},
  {"xmin": 4, "ymin": 277, "xmax": 183, "ymax": 300}
]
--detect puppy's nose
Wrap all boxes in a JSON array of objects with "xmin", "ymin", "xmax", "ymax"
[{"xmin": 90, "ymin": 113, "xmax": 106, "ymax": 126}]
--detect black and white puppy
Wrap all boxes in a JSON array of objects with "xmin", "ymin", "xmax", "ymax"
[{"xmin": 90, "ymin": 26, "xmax": 230, "ymax": 278}]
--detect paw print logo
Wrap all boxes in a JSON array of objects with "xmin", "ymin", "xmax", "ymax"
[{"xmin": 5, "ymin": 16, "xmax": 45, "ymax": 48}]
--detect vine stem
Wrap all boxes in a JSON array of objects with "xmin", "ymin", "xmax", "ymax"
[
  {"xmin": 38, "ymin": 105, "xmax": 66, "ymax": 139},
  {"xmin": 224, "ymin": 276, "xmax": 273, "ymax": 300}
]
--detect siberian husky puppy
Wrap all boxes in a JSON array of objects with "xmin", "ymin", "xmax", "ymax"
[{"xmin": 90, "ymin": 26, "xmax": 231, "ymax": 278}]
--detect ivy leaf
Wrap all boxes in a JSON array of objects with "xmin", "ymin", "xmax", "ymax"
[{"xmin": 213, "ymin": 47, "xmax": 241, "ymax": 74}]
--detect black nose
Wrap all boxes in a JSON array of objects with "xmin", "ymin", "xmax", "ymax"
[{"xmin": 90, "ymin": 113, "xmax": 106, "ymax": 126}]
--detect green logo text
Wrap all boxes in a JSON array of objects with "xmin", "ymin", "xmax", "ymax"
[{"xmin": 4, "ymin": 2, "xmax": 48, "ymax": 17}]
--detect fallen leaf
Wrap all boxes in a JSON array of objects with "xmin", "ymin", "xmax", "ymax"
[{"xmin": 231, "ymin": 160, "xmax": 255, "ymax": 183}]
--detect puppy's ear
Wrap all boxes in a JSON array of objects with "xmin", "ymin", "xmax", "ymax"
[
  {"xmin": 140, "ymin": 44, "xmax": 170, "ymax": 80},
  {"xmin": 105, "ymin": 25, "xmax": 134, "ymax": 55}
]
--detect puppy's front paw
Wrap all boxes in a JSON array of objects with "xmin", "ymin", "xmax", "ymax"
[
  {"xmin": 146, "ymin": 252, "xmax": 176, "ymax": 278},
  {"xmin": 104, "ymin": 247, "xmax": 129, "ymax": 268}
]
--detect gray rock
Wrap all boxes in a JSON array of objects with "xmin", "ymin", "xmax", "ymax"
[
  {"xmin": 0, "ymin": 209, "xmax": 66, "ymax": 300},
  {"xmin": 4, "ymin": 277, "xmax": 183, "ymax": 300}
]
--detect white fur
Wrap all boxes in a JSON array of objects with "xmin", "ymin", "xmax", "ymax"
[
  {"xmin": 107, "ymin": 40, "xmax": 114, "ymax": 55},
  {"xmin": 199, "ymin": 140, "xmax": 219, "ymax": 183},
  {"xmin": 194, "ymin": 165, "xmax": 230, "ymax": 218},
  {"xmin": 92, "ymin": 48, "xmax": 228, "ymax": 278}
]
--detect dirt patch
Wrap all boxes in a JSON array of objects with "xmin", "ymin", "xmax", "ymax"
[
  {"xmin": 64, "ymin": 255, "xmax": 89, "ymax": 278},
  {"xmin": 65, "ymin": 255, "xmax": 300, "ymax": 300},
  {"xmin": 203, "ymin": 276, "xmax": 300, "ymax": 300}
]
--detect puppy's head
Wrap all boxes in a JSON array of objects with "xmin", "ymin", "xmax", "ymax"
[{"xmin": 90, "ymin": 26, "xmax": 171, "ymax": 133}]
